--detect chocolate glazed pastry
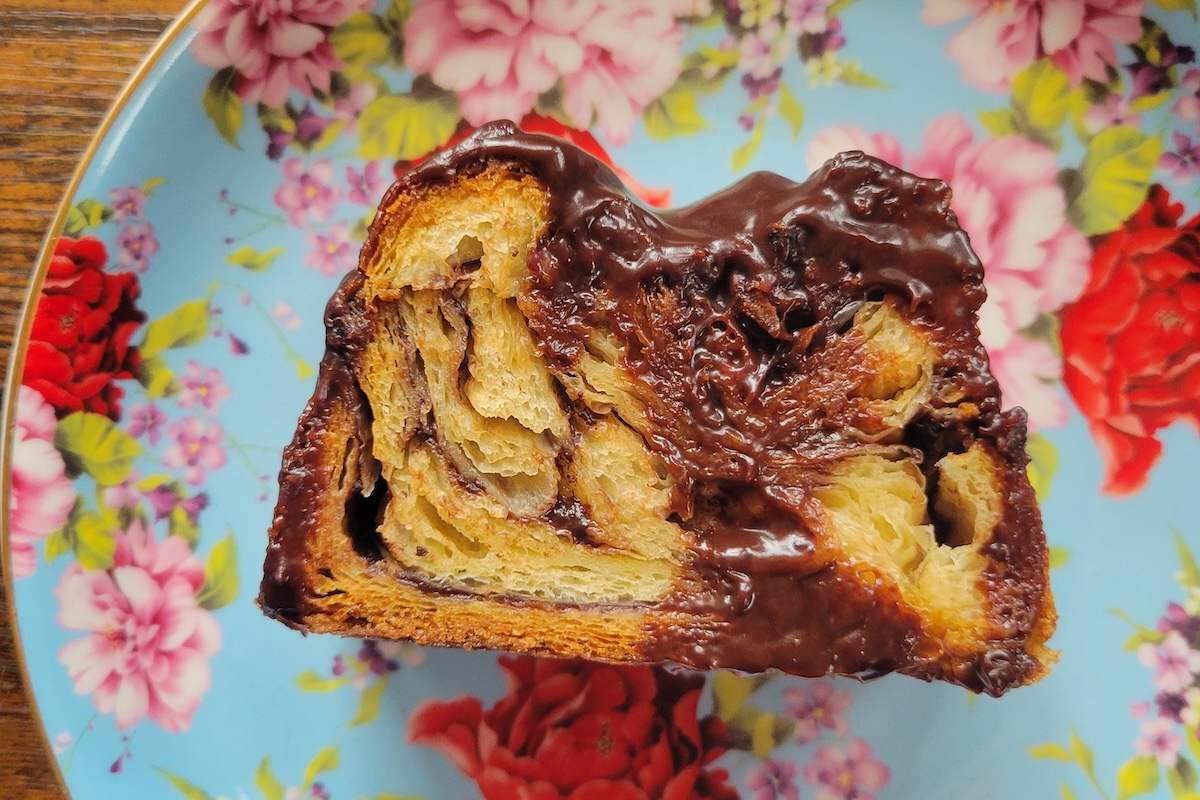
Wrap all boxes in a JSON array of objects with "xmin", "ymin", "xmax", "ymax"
[{"xmin": 260, "ymin": 120, "xmax": 1056, "ymax": 697}]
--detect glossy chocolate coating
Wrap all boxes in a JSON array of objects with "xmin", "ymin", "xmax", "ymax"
[{"xmin": 262, "ymin": 121, "xmax": 1050, "ymax": 695}]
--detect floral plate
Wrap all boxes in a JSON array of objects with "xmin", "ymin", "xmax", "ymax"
[{"xmin": 5, "ymin": 1, "xmax": 1200, "ymax": 798}]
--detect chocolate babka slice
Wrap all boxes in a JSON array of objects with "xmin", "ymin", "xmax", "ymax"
[{"xmin": 260, "ymin": 121, "xmax": 1056, "ymax": 696}]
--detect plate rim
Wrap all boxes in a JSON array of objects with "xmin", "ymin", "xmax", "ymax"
[{"xmin": 0, "ymin": 2, "xmax": 209, "ymax": 796}]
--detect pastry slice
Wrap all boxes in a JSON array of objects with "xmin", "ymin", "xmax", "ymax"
[{"xmin": 260, "ymin": 121, "xmax": 1056, "ymax": 696}]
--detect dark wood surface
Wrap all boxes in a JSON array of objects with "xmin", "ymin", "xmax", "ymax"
[{"xmin": 0, "ymin": 1, "xmax": 189, "ymax": 796}]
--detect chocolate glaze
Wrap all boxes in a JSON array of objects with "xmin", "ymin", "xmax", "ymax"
[{"xmin": 262, "ymin": 121, "xmax": 1052, "ymax": 695}]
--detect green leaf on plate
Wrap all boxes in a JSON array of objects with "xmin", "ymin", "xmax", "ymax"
[
  {"xmin": 1011, "ymin": 60, "xmax": 1072, "ymax": 142},
  {"xmin": 140, "ymin": 297, "xmax": 211, "ymax": 358},
  {"xmin": 44, "ymin": 525, "xmax": 72, "ymax": 563},
  {"xmin": 698, "ymin": 43, "xmax": 740, "ymax": 70},
  {"xmin": 255, "ymin": 757, "xmax": 286, "ymax": 800},
  {"xmin": 203, "ymin": 66, "xmax": 244, "ymax": 150},
  {"xmin": 168, "ymin": 504, "xmax": 201, "ymax": 549},
  {"xmin": 731, "ymin": 118, "xmax": 765, "ymax": 172},
  {"xmin": 137, "ymin": 353, "xmax": 178, "ymax": 399},
  {"xmin": 1026, "ymin": 432, "xmax": 1059, "ymax": 501},
  {"xmin": 978, "ymin": 107, "xmax": 1019, "ymax": 138},
  {"xmin": 1068, "ymin": 126, "xmax": 1161, "ymax": 235},
  {"xmin": 836, "ymin": 60, "xmax": 887, "ymax": 89},
  {"xmin": 69, "ymin": 507, "xmax": 119, "ymax": 570},
  {"xmin": 78, "ymin": 198, "xmax": 112, "ymax": 229},
  {"xmin": 1116, "ymin": 755, "xmax": 1161, "ymax": 799},
  {"xmin": 226, "ymin": 245, "xmax": 285, "ymax": 272},
  {"xmin": 1112, "ymin": 608, "xmax": 1166, "ymax": 650},
  {"xmin": 156, "ymin": 767, "xmax": 214, "ymax": 800},
  {"xmin": 1049, "ymin": 546, "xmax": 1070, "ymax": 570},
  {"xmin": 643, "ymin": 82, "xmax": 709, "ymax": 140},
  {"xmin": 1169, "ymin": 757, "xmax": 1200, "ymax": 797},
  {"xmin": 1069, "ymin": 728, "xmax": 1096, "ymax": 777},
  {"xmin": 349, "ymin": 676, "xmax": 390, "ymax": 727},
  {"xmin": 331, "ymin": 11, "xmax": 392, "ymax": 70},
  {"xmin": 296, "ymin": 669, "xmax": 352, "ymax": 693},
  {"xmin": 711, "ymin": 670, "xmax": 773, "ymax": 721},
  {"xmin": 357, "ymin": 91, "xmax": 460, "ymax": 161},
  {"xmin": 54, "ymin": 411, "xmax": 142, "ymax": 487},
  {"xmin": 1175, "ymin": 529, "xmax": 1200, "ymax": 590},
  {"xmin": 1060, "ymin": 784, "xmax": 1079, "ymax": 800},
  {"xmin": 1028, "ymin": 742, "xmax": 1073, "ymax": 761},
  {"xmin": 303, "ymin": 746, "xmax": 341, "ymax": 790},
  {"xmin": 196, "ymin": 532, "xmax": 239, "ymax": 611},
  {"xmin": 142, "ymin": 176, "xmax": 167, "ymax": 196},
  {"xmin": 777, "ymin": 82, "xmax": 804, "ymax": 137}
]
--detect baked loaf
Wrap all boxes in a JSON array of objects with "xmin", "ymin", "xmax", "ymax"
[{"xmin": 261, "ymin": 121, "xmax": 1056, "ymax": 696}]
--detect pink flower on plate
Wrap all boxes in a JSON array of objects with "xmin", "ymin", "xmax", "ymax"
[
  {"xmin": 346, "ymin": 160, "xmax": 388, "ymax": 206},
  {"xmin": 803, "ymin": 738, "xmax": 890, "ymax": 800},
  {"xmin": 162, "ymin": 417, "xmax": 228, "ymax": 486},
  {"xmin": 922, "ymin": 0, "xmax": 1144, "ymax": 91},
  {"xmin": 305, "ymin": 222, "xmax": 357, "ymax": 277},
  {"xmin": 746, "ymin": 758, "xmax": 800, "ymax": 800},
  {"xmin": 806, "ymin": 114, "xmax": 1091, "ymax": 430},
  {"xmin": 1135, "ymin": 717, "xmax": 1183, "ymax": 768},
  {"xmin": 275, "ymin": 157, "xmax": 341, "ymax": 228},
  {"xmin": 403, "ymin": 0, "xmax": 685, "ymax": 145},
  {"xmin": 782, "ymin": 681, "xmax": 851, "ymax": 744},
  {"xmin": 55, "ymin": 520, "xmax": 222, "ymax": 732},
  {"xmin": 191, "ymin": 0, "xmax": 373, "ymax": 107},
  {"xmin": 178, "ymin": 361, "xmax": 232, "ymax": 415},
  {"xmin": 1138, "ymin": 632, "xmax": 1200, "ymax": 693},
  {"xmin": 9, "ymin": 386, "xmax": 75, "ymax": 579}
]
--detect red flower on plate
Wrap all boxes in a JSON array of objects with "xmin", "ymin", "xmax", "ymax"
[
  {"xmin": 409, "ymin": 655, "xmax": 738, "ymax": 800},
  {"xmin": 1059, "ymin": 185, "xmax": 1200, "ymax": 495},
  {"xmin": 23, "ymin": 235, "xmax": 147, "ymax": 421},
  {"xmin": 393, "ymin": 114, "xmax": 674, "ymax": 209}
]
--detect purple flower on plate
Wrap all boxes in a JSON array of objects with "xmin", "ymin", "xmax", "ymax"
[
  {"xmin": 1175, "ymin": 68, "xmax": 1200, "ymax": 121},
  {"xmin": 1081, "ymin": 93, "xmax": 1142, "ymax": 134},
  {"xmin": 1138, "ymin": 631, "xmax": 1200, "ymax": 693},
  {"xmin": 783, "ymin": 681, "xmax": 852, "ymax": 744},
  {"xmin": 803, "ymin": 738, "xmax": 889, "ymax": 800},
  {"xmin": 346, "ymin": 161, "xmax": 388, "ymax": 207},
  {"xmin": 108, "ymin": 185, "xmax": 147, "ymax": 222},
  {"xmin": 333, "ymin": 81, "xmax": 377, "ymax": 134},
  {"xmin": 1159, "ymin": 601, "xmax": 1200, "ymax": 644},
  {"xmin": 746, "ymin": 759, "xmax": 800, "ymax": 800},
  {"xmin": 177, "ymin": 360, "xmax": 231, "ymax": 415},
  {"xmin": 1158, "ymin": 131, "xmax": 1200, "ymax": 183},
  {"xmin": 162, "ymin": 417, "xmax": 227, "ymax": 486},
  {"xmin": 266, "ymin": 103, "xmax": 334, "ymax": 160},
  {"xmin": 115, "ymin": 221, "xmax": 159, "ymax": 273},
  {"xmin": 1135, "ymin": 716, "xmax": 1183, "ymax": 767},
  {"xmin": 274, "ymin": 157, "xmax": 341, "ymax": 228},
  {"xmin": 784, "ymin": 0, "xmax": 833, "ymax": 34},
  {"xmin": 125, "ymin": 401, "xmax": 167, "ymax": 445},
  {"xmin": 305, "ymin": 222, "xmax": 356, "ymax": 277}
]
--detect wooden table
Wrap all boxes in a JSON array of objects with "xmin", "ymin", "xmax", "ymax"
[{"xmin": 0, "ymin": 1, "xmax": 189, "ymax": 796}]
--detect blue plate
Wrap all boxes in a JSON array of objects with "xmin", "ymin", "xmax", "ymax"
[{"xmin": 6, "ymin": 1, "xmax": 1200, "ymax": 798}]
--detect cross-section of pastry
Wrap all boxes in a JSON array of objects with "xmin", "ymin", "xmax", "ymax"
[{"xmin": 260, "ymin": 120, "xmax": 1056, "ymax": 696}]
